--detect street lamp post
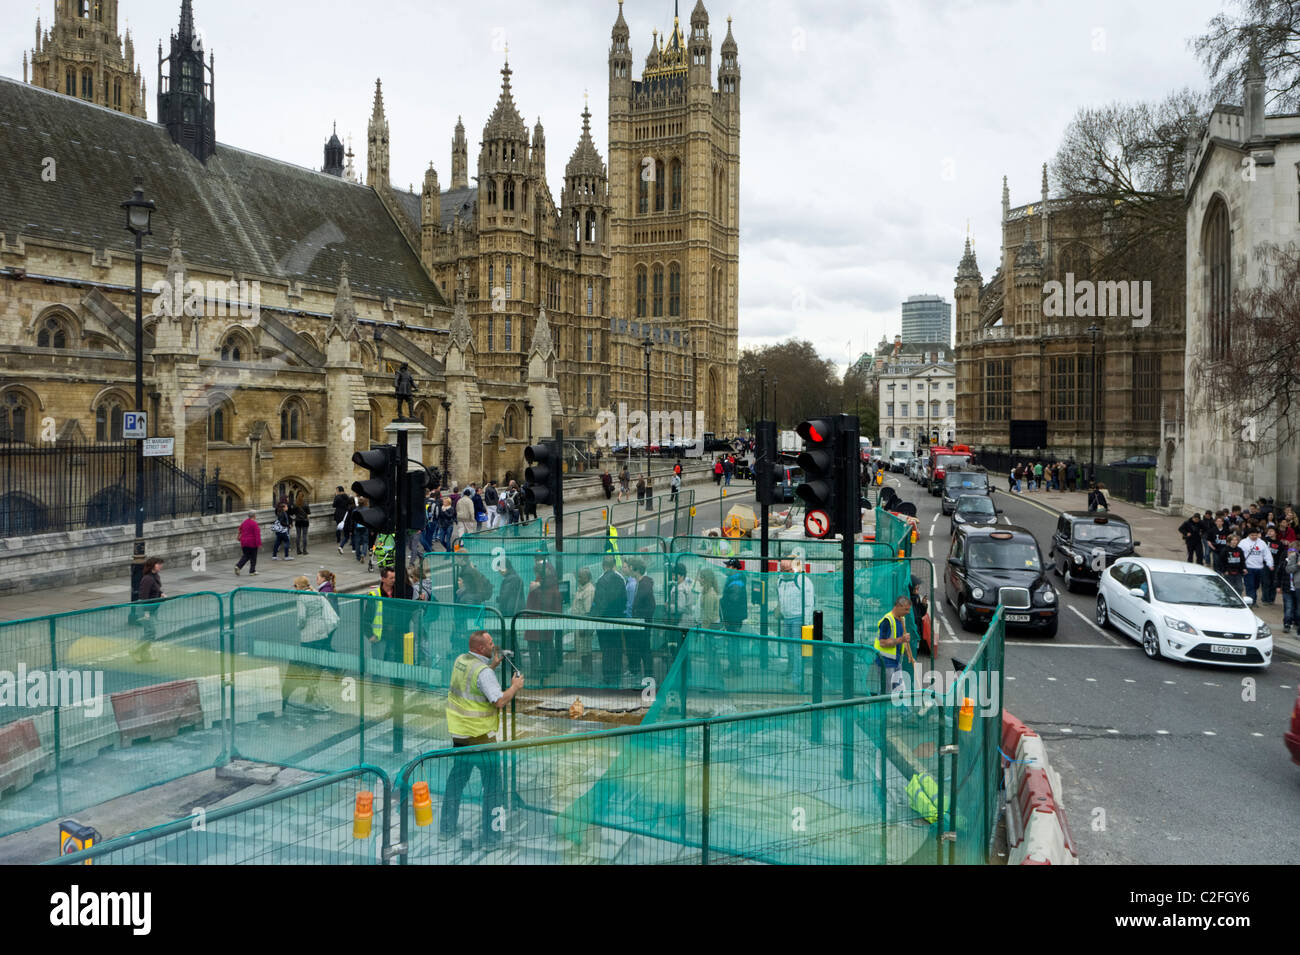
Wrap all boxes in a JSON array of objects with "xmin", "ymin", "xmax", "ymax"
[
  {"xmin": 642, "ymin": 333, "xmax": 653, "ymax": 476},
  {"xmin": 440, "ymin": 399, "xmax": 451, "ymax": 480},
  {"xmin": 121, "ymin": 177, "xmax": 155, "ymax": 603},
  {"xmin": 1088, "ymin": 323, "xmax": 1100, "ymax": 486},
  {"xmin": 759, "ymin": 365, "xmax": 766, "ymax": 424}
]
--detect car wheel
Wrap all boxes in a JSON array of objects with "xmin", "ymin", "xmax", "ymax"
[
  {"xmin": 1043, "ymin": 616, "xmax": 1058, "ymax": 638},
  {"xmin": 1052, "ymin": 556, "xmax": 1062, "ymax": 577},
  {"xmin": 1096, "ymin": 594, "xmax": 1110, "ymax": 629},
  {"xmin": 1142, "ymin": 622, "xmax": 1163, "ymax": 660},
  {"xmin": 957, "ymin": 600, "xmax": 980, "ymax": 633},
  {"xmin": 1062, "ymin": 565, "xmax": 1075, "ymax": 593}
]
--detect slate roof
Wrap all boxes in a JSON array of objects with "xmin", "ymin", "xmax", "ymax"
[{"xmin": 0, "ymin": 77, "xmax": 445, "ymax": 307}]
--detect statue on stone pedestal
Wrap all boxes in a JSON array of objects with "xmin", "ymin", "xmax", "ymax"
[{"xmin": 395, "ymin": 362, "xmax": 416, "ymax": 419}]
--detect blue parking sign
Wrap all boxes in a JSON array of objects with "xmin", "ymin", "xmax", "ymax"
[{"xmin": 122, "ymin": 411, "xmax": 147, "ymax": 439}]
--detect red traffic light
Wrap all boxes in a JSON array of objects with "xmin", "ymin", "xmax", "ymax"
[{"xmin": 796, "ymin": 418, "xmax": 836, "ymax": 445}]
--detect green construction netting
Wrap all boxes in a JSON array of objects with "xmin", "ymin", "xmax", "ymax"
[
  {"xmin": 0, "ymin": 593, "xmax": 226, "ymax": 842},
  {"xmin": 48, "ymin": 766, "xmax": 389, "ymax": 865},
  {"xmin": 395, "ymin": 630, "xmax": 971, "ymax": 865},
  {"xmin": 670, "ymin": 535, "xmax": 895, "ymax": 564},
  {"xmin": 877, "ymin": 508, "xmax": 915, "ymax": 558},
  {"xmin": 458, "ymin": 490, "xmax": 698, "ymax": 546},
  {"xmin": 226, "ymin": 588, "xmax": 505, "ymax": 777}
]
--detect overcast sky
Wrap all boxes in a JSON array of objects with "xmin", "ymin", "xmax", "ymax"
[{"xmin": 5, "ymin": 0, "xmax": 1227, "ymax": 368}]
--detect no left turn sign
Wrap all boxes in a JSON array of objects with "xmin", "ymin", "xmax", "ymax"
[{"xmin": 804, "ymin": 509, "xmax": 830, "ymax": 538}]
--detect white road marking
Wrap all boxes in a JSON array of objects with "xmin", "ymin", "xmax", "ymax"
[
  {"xmin": 1007, "ymin": 675, "xmax": 1016, "ymax": 680},
  {"xmin": 942, "ymin": 639, "xmax": 1135, "ymax": 649},
  {"xmin": 1106, "ymin": 728, "xmax": 1119, "ymax": 734},
  {"xmin": 1252, "ymin": 732, "xmax": 1264, "ymax": 737},
  {"xmin": 1085, "ymin": 677, "xmax": 1096, "ymax": 682},
  {"xmin": 1124, "ymin": 678, "xmax": 1136, "ymax": 683},
  {"xmin": 1060, "ymin": 727, "xmax": 1073, "ymax": 733},
  {"xmin": 1067, "ymin": 605, "xmax": 1128, "ymax": 647},
  {"xmin": 927, "ymin": 539, "xmax": 934, "ymax": 559},
  {"xmin": 1203, "ymin": 682, "xmax": 1220, "ymax": 687},
  {"xmin": 1157, "ymin": 730, "xmax": 1170, "ymax": 735},
  {"xmin": 1047, "ymin": 676, "xmax": 1058, "ymax": 681},
  {"xmin": 1203, "ymin": 730, "xmax": 1217, "ymax": 736},
  {"xmin": 1163, "ymin": 680, "xmax": 1176, "ymax": 685}
]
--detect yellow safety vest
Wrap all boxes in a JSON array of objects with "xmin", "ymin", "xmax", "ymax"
[
  {"xmin": 874, "ymin": 612, "xmax": 901, "ymax": 661},
  {"xmin": 446, "ymin": 652, "xmax": 499, "ymax": 738},
  {"xmin": 367, "ymin": 587, "xmax": 384, "ymax": 641},
  {"xmin": 907, "ymin": 772, "xmax": 939, "ymax": 824},
  {"xmin": 606, "ymin": 526, "xmax": 622, "ymax": 567}
]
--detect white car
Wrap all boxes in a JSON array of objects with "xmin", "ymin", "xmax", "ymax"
[{"xmin": 1095, "ymin": 557, "xmax": 1272, "ymax": 667}]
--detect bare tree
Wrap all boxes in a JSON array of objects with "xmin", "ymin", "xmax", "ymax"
[
  {"xmin": 1190, "ymin": 243, "xmax": 1300, "ymax": 448},
  {"xmin": 1050, "ymin": 91, "xmax": 1207, "ymax": 284},
  {"xmin": 1193, "ymin": 0, "xmax": 1300, "ymax": 109},
  {"xmin": 738, "ymin": 340, "xmax": 842, "ymax": 430}
]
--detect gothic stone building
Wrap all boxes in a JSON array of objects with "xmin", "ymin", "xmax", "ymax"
[
  {"xmin": 1, "ymin": 0, "xmax": 740, "ymax": 526},
  {"xmin": 953, "ymin": 168, "xmax": 1185, "ymax": 486},
  {"xmin": 1182, "ymin": 58, "xmax": 1300, "ymax": 509},
  {"xmin": 24, "ymin": 0, "xmax": 147, "ymax": 119}
]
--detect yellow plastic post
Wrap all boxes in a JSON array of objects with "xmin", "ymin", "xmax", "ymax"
[
  {"xmin": 403, "ymin": 632, "xmax": 414, "ymax": 665},
  {"xmin": 412, "ymin": 782, "xmax": 433, "ymax": 827},
  {"xmin": 801, "ymin": 623, "xmax": 813, "ymax": 658},
  {"xmin": 690, "ymin": 506, "xmax": 696, "ymax": 517},
  {"xmin": 602, "ymin": 508, "xmax": 608, "ymax": 521},
  {"xmin": 353, "ymin": 791, "xmax": 374, "ymax": 838},
  {"xmin": 958, "ymin": 698, "xmax": 975, "ymax": 733}
]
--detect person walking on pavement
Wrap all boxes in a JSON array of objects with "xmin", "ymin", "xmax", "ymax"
[
  {"xmin": 483, "ymin": 480, "xmax": 500, "ymax": 529},
  {"xmin": 713, "ymin": 457, "xmax": 724, "ymax": 485},
  {"xmin": 572, "ymin": 567, "xmax": 597, "ymax": 676},
  {"xmin": 1264, "ymin": 526, "xmax": 1284, "ymax": 605},
  {"xmin": 130, "ymin": 556, "xmax": 166, "ymax": 663},
  {"xmin": 1179, "ymin": 512, "xmax": 1204, "ymax": 565},
  {"xmin": 720, "ymin": 558, "xmax": 749, "ymax": 676},
  {"xmin": 628, "ymin": 558, "xmax": 657, "ymax": 678},
  {"xmin": 1199, "ymin": 512, "xmax": 1217, "ymax": 565},
  {"xmin": 619, "ymin": 466, "xmax": 631, "ymax": 503},
  {"xmin": 723, "ymin": 455, "xmax": 734, "ymax": 487},
  {"xmin": 495, "ymin": 559, "xmax": 526, "ymax": 621},
  {"xmin": 282, "ymin": 574, "xmax": 337, "ymax": 712},
  {"xmin": 331, "ymin": 486, "xmax": 351, "ymax": 551},
  {"xmin": 1086, "ymin": 482, "xmax": 1108, "ymax": 513},
  {"xmin": 1282, "ymin": 541, "xmax": 1299, "ymax": 633},
  {"xmin": 437, "ymin": 629, "xmax": 522, "ymax": 851},
  {"xmin": 235, "ymin": 511, "xmax": 261, "ymax": 576},
  {"xmin": 456, "ymin": 486, "xmax": 477, "ymax": 538},
  {"xmin": 271, "ymin": 503, "xmax": 292, "ymax": 561},
  {"xmin": 601, "ymin": 469, "xmax": 614, "ymax": 500},
  {"xmin": 1240, "ymin": 528, "xmax": 1274, "ymax": 605},
  {"xmin": 670, "ymin": 470, "xmax": 681, "ymax": 501},
  {"xmin": 874, "ymin": 596, "xmax": 916, "ymax": 694},
  {"xmin": 293, "ymin": 494, "xmax": 311, "ymax": 556}
]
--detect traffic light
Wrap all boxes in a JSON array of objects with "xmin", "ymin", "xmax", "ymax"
[
  {"xmin": 796, "ymin": 417, "xmax": 840, "ymax": 537},
  {"xmin": 352, "ymin": 445, "xmax": 398, "ymax": 533},
  {"xmin": 754, "ymin": 420, "xmax": 781, "ymax": 506},
  {"xmin": 405, "ymin": 467, "xmax": 431, "ymax": 531},
  {"xmin": 523, "ymin": 440, "xmax": 562, "ymax": 511}
]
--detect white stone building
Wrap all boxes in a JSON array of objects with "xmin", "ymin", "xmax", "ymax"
[
  {"xmin": 877, "ymin": 347, "xmax": 956, "ymax": 447},
  {"xmin": 1183, "ymin": 54, "xmax": 1300, "ymax": 509}
]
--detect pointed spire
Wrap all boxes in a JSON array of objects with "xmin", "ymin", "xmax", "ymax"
[
  {"xmin": 179, "ymin": 0, "xmax": 195, "ymax": 41},
  {"xmin": 957, "ymin": 236, "xmax": 980, "ymax": 281},
  {"xmin": 330, "ymin": 261, "xmax": 358, "ymax": 338},
  {"xmin": 530, "ymin": 307, "xmax": 555, "ymax": 359},
  {"xmin": 1001, "ymin": 174, "xmax": 1010, "ymax": 222},
  {"xmin": 371, "ymin": 78, "xmax": 385, "ymax": 120},
  {"xmin": 613, "ymin": 0, "xmax": 630, "ymax": 40},
  {"xmin": 566, "ymin": 101, "xmax": 604, "ymax": 179},
  {"xmin": 484, "ymin": 57, "xmax": 527, "ymax": 140},
  {"xmin": 447, "ymin": 269, "xmax": 474, "ymax": 353},
  {"xmin": 1041, "ymin": 162, "xmax": 1049, "ymax": 197},
  {"xmin": 721, "ymin": 15, "xmax": 737, "ymax": 53}
]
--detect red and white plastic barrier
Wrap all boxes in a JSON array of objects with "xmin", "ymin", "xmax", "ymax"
[
  {"xmin": 110, "ymin": 679, "xmax": 204, "ymax": 747},
  {"xmin": 1002, "ymin": 709, "xmax": 1078, "ymax": 865},
  {"xmin": 0, "ymin": 718, "xmax": 51, "ymax": 796}
]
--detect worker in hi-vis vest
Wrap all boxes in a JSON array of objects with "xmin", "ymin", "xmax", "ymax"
[
  {"xmin": 873, "ymin": 595, "xmax": 915, "ymax": 694},
  {"xmin": 438, "ymin": 629, "xmax": 524, "ymax": 848}
]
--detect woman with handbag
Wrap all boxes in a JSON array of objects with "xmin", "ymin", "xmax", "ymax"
[
  {"xmin": 282, "ymin": 575, "xmax": 338, "ymax": 711},
  {"xmin": 130, "ymin": 556, "xmax": 166, "ymax": 663}
]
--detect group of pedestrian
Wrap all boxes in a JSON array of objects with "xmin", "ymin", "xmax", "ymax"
[
  {"xmin": 1007, "ymin": 460, "xmax": 1082, "ymax": 493},
  {"xmin": 1178, "ymin": 500, "xmax": 1299, "ymax": 629},
  {"xmin": 713, "ymin": 455, "xmax": 737, "ymax": 487}
]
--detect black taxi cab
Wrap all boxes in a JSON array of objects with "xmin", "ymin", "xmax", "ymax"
[
  {"xmin": 1048, "ymin": 511, "xmax": 1139, "ymax": 593},
  {"xmin": 944, "ymin": 524, "xmax": 1058, "ymax": 637}
]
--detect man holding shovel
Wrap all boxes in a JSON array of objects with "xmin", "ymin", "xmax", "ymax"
[{"xmin": 873, "ymin": 596, "xmax": 916, "ymax": 695}]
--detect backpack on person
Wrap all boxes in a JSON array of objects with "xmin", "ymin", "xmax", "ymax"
[{"xmin": 721, "ymin": 574, "xmax": 748, "ymax": 623}]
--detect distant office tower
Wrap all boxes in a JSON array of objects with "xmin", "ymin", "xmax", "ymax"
[{"xmin": 901, "ymin": 294, "xmax": 951, "ymax": 344}]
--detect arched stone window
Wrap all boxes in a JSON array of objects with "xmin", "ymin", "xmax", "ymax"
[
  {"xmin": 654, "ymin": 160, "xmax": 666, "ymax": 212},
  {"xmin": 36, "ymin": 313, "xmax": 73, "ymax": 349},
  {"xmin": 219, "ymin": 329, "xmax": 253, "ymax": 362},
  {"xmin": 670, "ymin": 159, "xmax": 682, "ymax": 211},
  {"xmin": 504, "ymin": 406, "xmax": 518, "ymax": 440},
  {"xmin": 636, "ymin": 267, "xmax": 648, "ymax": 318},
  {"xmin": 0, "ymin": 389, "xmax": 34, "ymax": 443},
  {"xmin": 638, "ymin": 167, "xmax": 649, "ymax": 214},
  {"xmin": 279, "ymin": 397, "xmax": 307, "ymax": 442},
  {"xmin": 94, "ymin": 391, "xmax": 131, "ymax": 442},
  {"xmin": 1204, "ymin": 196, "xmax": 1231, "ymax": 361},
  {"xmin": 1058, "ymin": 243, "xmax": 1091, "ymax": 283},
  {"xmin": 487, "ymin": 178, "xmax": 497, "ymax": 206},
  {"xmin": 273, "ymin": 479, "xmax": 310, "ymax": 510},
  {"xmin": 216, "ymin": 483, "xmax": 240, "ymax": 514},
  {"xmin": 207, "ymin": 395, "xmax": 234, "ymax": 443},
  {"xmin": 668, "ymin": 263, "xmax": 681, "ymax": 317},
  {"xmin": 652, "ymin": 265, "xmax": 664, "ymax": 317},
  {"xmin": 585, "ymin": 209, "xmax": 597, "ymax": 243},
  {"xmin": 504, "ymin": 178, "xmax": 516, "ymax": 211}
]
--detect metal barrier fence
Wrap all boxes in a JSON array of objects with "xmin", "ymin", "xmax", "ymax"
[
  {"xmin": 47, "ymin": 765, "xmax": 391, "ymax": 865},
  {"xmin": 0, "ymin": 592, "xmax": 226, "ymax": 840},
  {"xmin": 460, "ymin": 490, "xmax": 699, "ymax": 546},
  {"xmin": 393, "ymin": 621, "xmax": 1005, "ymax": 865},
  {"xmin": 227, "ymin": 588, "xmax": 506, "ymax": 777},
  {"xmin": 1093, "ymin": 466, "xmax": 1155, "ymax": 506}
]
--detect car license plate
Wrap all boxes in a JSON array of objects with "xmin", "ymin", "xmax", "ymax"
[
  {"xmin": 1211, "ymin": 644, "xmax": 1247, "ymax": 656},
  {"xmin": 1006, "ymin": 613, "xmax": 1030, "ymax": 623}
]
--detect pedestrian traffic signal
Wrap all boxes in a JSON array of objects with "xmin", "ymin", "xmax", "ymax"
[
  {"xmin": 352, "ymin": 445, "xmax": 398, "ymax": 533},
  {"xmin": 523, "ymin": 440, "xmax": 562, "ymax": 511},
  {"xmin": 796, "ymin": 417, "xmax": 840, "ymax": 535}
]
